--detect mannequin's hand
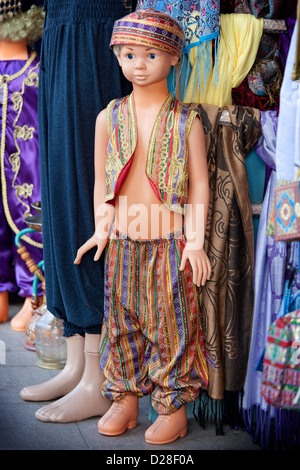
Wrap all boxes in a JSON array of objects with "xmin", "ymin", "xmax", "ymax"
[
  {"xmin": 74, "ymin": 233, "xmax": 107, "ymax": 265},
  {"xmin": 179, "ymin": 245, "xmax": 211, "ymax": 287}
]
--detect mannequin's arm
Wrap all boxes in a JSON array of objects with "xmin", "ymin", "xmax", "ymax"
[
  {"xmin": 179, "ymin": 116, "xmax": 211, "ymax": 286},
  {"xmin": 74, "ymin": 109, "xmax": 115, "ymax": 264}
]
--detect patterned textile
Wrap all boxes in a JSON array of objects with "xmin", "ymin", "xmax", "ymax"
[
  {"xmin": 261, "ymin": 309, "xmax": 300, "ymax": 410},
  {"xmin": 243, "ymin": 110, "xmax": 300, "ymax": 449},
  {"xmin": 105, "ymin": 92, "xmax": 198, "ymax": 214},
  {"xmin": 100, "ymin": 228, "xmax": 208, "ymax": 415},
  {"xmin": 188, "ymin": 103, "xmax": 261, "ymax": 410},
  {"xmin": 273, "ymin": 180, "xmax": 300, "ymax": 242},
  {"xmin": 232, "ymin": 77, "xmax": 279, "ymax": 111},
  {"xmin": 136, "ymin": 0, "xmax": 220, "ymax": 52},
  {"xmin": 110, "ymin": 9, "xmax": 184, "ymax": 57},
  {"xmin": 232, "ymin": 20, "xmax": 296, "ymax": 110},
  {"xmin": 247, "ymin": 34, "xmax": 282, "ymax": 102},
  {"xmin": 136, "ymin": 1, "xmax": 220, "ymax": 99}
]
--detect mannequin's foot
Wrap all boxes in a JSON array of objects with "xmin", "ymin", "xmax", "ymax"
[
  {"xmin": 10, "ymin": 297, "xmax": 32, "ymax": 332},
  {"xmin": 0, "ymin": 291, "xmax": 9, "ymax": 323},
  {"xmin": 20, "ymin": 335, "xmax": 85, "ymax": 401},
  {"xmin": 35, "ymin": 369, "xmax": 111, "ymax": 423},
  {"xmin": 145, "ymin": 406, "xmax": 187, "ymax": 445},
  {"xmin": 34, "ymin": 334, "xmax": 111, "ymax": 423},
  {"xmin": 98, "ymin": 395, "xmax": 139, "ymax": 436}
]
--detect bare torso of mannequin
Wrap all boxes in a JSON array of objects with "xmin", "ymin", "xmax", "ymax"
[
  {"xmin": 115, "ymin": 92, "xmax": 184, "ymax": 240},
  {"xmin": 0, "ymin": 39, "xmax": 28, "ymax": 60}
]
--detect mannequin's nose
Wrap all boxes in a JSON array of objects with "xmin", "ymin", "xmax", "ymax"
[{"xmin": 135, "ymin": 58, "xmax": 146, "ymax": 69}]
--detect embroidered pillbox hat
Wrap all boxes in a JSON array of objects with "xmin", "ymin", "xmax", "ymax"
[{"xmin": 110, "ymin": 9, "xmax": 184, "ymax": 57}]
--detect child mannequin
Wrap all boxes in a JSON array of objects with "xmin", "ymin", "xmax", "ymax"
[{"xmin": 75, "ymin": 9, "xmax": 211, "ymax": 445}]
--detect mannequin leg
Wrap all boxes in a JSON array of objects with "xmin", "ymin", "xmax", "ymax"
[
  {"xmin": 0, "ymin": 291, "xmax": 9, "ymax": 323},
  {"xmin": 20, "ymin": 334, "xmax": 85, "ymax": 401},
  {"xmin": 34, "ymin": 332, "xmax": 112, "ymax": 423},
  {"xmin": 10, "ymin": 297, "xmax": 34, "ymax": 332}
]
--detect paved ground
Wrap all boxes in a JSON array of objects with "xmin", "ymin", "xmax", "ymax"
[{"xmin": 0, "ymin": 297, "xmax": 261, "ymax": 453}]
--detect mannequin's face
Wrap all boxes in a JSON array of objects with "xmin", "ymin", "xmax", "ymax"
[{"xmin": 117, "ymin": 44, "xmax": 179, "ymax": 87}]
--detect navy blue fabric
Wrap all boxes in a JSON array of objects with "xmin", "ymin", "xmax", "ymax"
[{"xmin": 39, "ymin": 0, "xmax": 132, "ymax": 336}]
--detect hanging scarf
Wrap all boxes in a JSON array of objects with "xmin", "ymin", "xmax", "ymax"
[
  {"xmin": 183, "ymin": 13, "xmax": 263, "ymax": 106},
  {"xmin": 136, "ymin": 0, "xmax": 220, "ymax": 97},
  {"xmin": 187, "ymin": 102, "xmax": 261, "ymax": 432}
]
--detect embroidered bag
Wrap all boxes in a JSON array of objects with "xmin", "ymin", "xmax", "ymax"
[
  {"xmin": 261, "ymin": 309, "xmax": 300, "ymax": 410},
  {"xmin": 266, "ymin": 167, "xmax": 300, "ymax": 241},
  {"xmin": 255, "ymin": 268, "xmax": 299, "ymax": 372}
]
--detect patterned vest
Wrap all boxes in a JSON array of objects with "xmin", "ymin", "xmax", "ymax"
[{"xmin": 105, "ymin": 92, "xmax": 198, "ymax": 214}]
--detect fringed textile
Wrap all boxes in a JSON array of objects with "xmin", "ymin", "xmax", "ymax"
[
  {"xmin": 183, "ymin": 14, "xmax": 264, "ymax": 106},
  {"xmin": 136, "ymin": 0, "xmax": 220, "ymax": 99},
  {"xmin": 186, "ymin": 103, "xmax": 261, "ymax": 429}
]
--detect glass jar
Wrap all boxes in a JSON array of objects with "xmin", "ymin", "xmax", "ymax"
[
  {"xmin": 34, "ymin": 303, "xmax": 67, "ymax": 369},
  {"xmin": 23, "ymin": 308, "xmax": 43, "ymax": 352}
]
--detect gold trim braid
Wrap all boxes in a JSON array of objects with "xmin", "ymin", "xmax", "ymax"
[{"xmin": 0, "ymin": 50, "xmax": 42, "ymax": 249}]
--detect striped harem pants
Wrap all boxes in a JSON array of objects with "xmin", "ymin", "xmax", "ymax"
[{"xmin": 99, "ymin": 228, "xmax": 208, "ymax": 415}]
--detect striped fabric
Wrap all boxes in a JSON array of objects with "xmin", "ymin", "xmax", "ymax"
[
  {"xmin": 110, "ymin": 9, "xmax": 184, "ymax": 57},
  {"xmin": 100, "ymin": 228, "xmax": 208, "ymax": 415}
]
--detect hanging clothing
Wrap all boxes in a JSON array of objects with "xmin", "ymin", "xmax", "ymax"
[
  {"xmin": 38, "ymin": 0, "xmax": 132, "ymax": 337},
  {"xmin": 136, "ymin": 0, "xmax": 221, "ymax": 100},
  {"xmin": 0, "ymin": 50, "xmax": 43, "ymax": 297},
  {"xmin": 187, "ymin": 102, "xmax": 261, "ymax": 429},
  {"xmin": 235, "ymin": 0, "xmax": 298, "ymax": 18},
  {"xmin": 242, "ymin": 23, "xmax": 300, "ymax": 450},
  {"xmin": 242, "ymin": 109, "xmax": 300, "ymax": 450},
  {"xmin": 275, "ymin": 21, "xmax": 300, "ymax": 181},
  {"xmin": 232, "ymin": 19, "xmax": 296, "ymax": 111},
  {"xmin": 183, "ymin": 14, "xmax": 263, "ymax": 107}
]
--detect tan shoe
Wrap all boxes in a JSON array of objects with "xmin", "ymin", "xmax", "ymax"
[
  {"xmin": 98, "ymin": 395, "xmax": 139, "ymax": 436},
  {"xmin": 145, "ymin": 406, "xmax": 187, "ymax": 445}
]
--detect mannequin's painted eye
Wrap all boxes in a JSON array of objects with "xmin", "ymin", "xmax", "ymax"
[{"xmin": 148, "ymin": 53, "xmax": 157, "ymax": 60}]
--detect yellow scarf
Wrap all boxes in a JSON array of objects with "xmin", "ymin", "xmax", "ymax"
[{"xmin": 183, "ymin": 14, "xmax": 264, "ymax": 107}]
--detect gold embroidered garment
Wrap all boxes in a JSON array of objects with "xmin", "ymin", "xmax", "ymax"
[
  {"xmin": 105, "ymin": 92, "xmax": 198, "ymax": 214},
  {"xmin": 0, "ymin": 50, "xmax": 42, "ymax": 248}
]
